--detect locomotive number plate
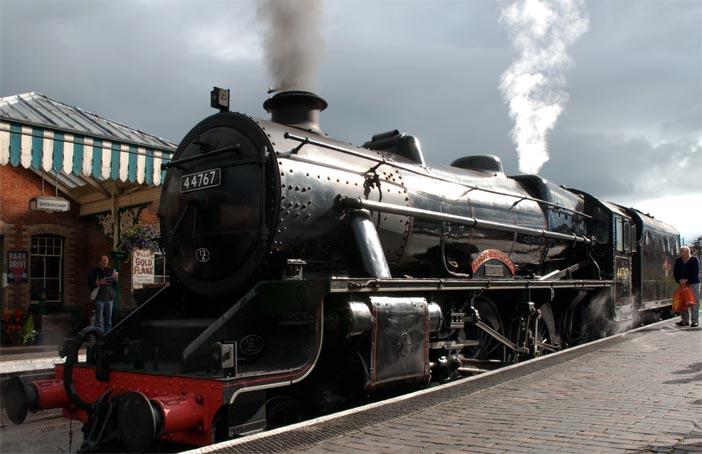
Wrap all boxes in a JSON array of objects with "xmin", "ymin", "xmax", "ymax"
[{"xmin": 180, "ymin": 168, "xmax": 221, "ymax": 193}]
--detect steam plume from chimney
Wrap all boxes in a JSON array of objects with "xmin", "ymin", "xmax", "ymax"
[
  {"xmin": 499, "ymin": 0, "xmax": 588, "ymax": 174},
  {"xmin": 257, "ymin": 0, "xmax": 324, "ymax": 93}
]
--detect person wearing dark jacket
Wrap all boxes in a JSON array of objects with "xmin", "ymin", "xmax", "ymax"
[
  {"xmin": 88, "ymin": 255, "xmax": 118, "ymax": 333},
  {"xmin": 673, "ymin": 246, "xmax": 700, "ymax": 327}
]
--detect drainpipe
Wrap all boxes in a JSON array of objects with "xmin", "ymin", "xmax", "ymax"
[
  {"xmin": 110, "ymin": 250, "xmax": 125, "ymax": 325},
  {"xmin": 110, "ymin": 193, "xmax": 122, "ymax": 325}
]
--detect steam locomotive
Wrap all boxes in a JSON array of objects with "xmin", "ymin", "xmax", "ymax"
[{"xmin": 5, "ymin": 89, "xmax": 680, "ymax": 452}]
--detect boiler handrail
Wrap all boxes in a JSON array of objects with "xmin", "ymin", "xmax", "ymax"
[{"xmin": 340, "ymin": 197, "xmax": 593, "ymax": 245}]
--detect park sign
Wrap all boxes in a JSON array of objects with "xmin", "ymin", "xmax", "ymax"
[{"xmin": 7, "ymin": 251, "xmax": 28, "ymax": 283}]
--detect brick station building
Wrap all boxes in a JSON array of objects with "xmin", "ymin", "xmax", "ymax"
[{"xmin": 0, "ymin": 93, "xmax": 175, "ymax": 342}]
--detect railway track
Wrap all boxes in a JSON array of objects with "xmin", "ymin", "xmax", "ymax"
[
  {"xmin": 1, "ymin": 369, "xmax": 73, "ymax": 453},
  {"xmin": 0, "ymin": 407, "xmax": 75, "ymax": 453}
]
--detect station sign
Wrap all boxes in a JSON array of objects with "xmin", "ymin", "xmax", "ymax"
[{"xmin": 29, "ymin": 196, "xmax": 70, "ymax": 212}]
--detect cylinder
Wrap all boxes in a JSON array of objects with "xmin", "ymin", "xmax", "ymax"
[
  {"xmin": 346, "ymin": 301, "xmax": 373, "ymax": 337},
  {"xmin": 428, "ymin": 303, "xmax": 444, "ymax": 334}
]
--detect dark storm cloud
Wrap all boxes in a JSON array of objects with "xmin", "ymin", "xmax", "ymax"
[
  {"xmin": 545, "ymin": 129, "xmax": 701, "ymax": 198},
  {"xmin": 0, "ymin": 0, "xmax": 267, "ymax": 142},
  {"xmin": 1, "ymin": 0, "xmax": 699, "ymax": 237},
  {"xmin": 563, "ymin": 3, "xmax": 700, "ymax": 140},
  {"xmin": 540, "ymin": 0, "xmax": 701, "ymax": 225},
  {"xmin": 318, "ymin": 1, "xmax": 516, "ymax": 170}
]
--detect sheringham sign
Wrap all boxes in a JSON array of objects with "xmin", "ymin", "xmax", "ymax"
[{"xmin": 29, "ymin": 196, "xmax": 70, "ymax": 212}]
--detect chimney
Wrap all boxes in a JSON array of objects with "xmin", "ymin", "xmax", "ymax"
[{"xmin": 263, "ymin": 91, "xmax": 327, "ymax": 135}]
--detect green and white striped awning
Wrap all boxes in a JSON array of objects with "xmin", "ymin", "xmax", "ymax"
[{"xmin": 0, "ymin": 92, "xmax": 175, "ymax": 186}]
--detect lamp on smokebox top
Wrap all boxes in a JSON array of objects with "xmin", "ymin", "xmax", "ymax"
[{"xmin": 210, "ymin": 87, "xmax": 230, "ymax": 112}]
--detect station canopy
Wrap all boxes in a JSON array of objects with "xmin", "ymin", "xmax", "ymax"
[{"xmin": 0, "ymin": 92, "xmax": 176, "ymax": 215}]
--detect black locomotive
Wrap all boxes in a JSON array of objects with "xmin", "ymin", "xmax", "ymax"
[{"xmin": 5, "ymin": 90, "xmax": 680, "ymax": 452}]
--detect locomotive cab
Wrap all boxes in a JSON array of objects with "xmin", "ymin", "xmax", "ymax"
[
  {"xmin": 573, "ymin": 190, "xmax": 638, "ymax": 321},
  {"xmin": 618, "ymin": 207, "xmax": 680, "ymax": 312}
]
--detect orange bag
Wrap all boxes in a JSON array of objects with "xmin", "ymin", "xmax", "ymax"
[{"xmin": 672, "ymin": 285, "xmax": 696, "ymax": 312}]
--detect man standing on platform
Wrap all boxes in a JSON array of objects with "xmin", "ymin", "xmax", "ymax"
[
  {"xmin": 673, "ymin": 246, "xmax": 700, "ymax": 327},
  {"xmin": 88, "ymin": 255, "xmax": 119, "ymax": 333}
]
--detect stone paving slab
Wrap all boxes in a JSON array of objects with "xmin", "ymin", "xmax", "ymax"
[
  {"xmin": 0, "ymin": 347, "xmax": 86, "ymax": 374},
  {"xmin": 189, "ymin": 322, "xmax": 701, "ymax": 454}
]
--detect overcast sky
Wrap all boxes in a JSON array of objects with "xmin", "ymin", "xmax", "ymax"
[{"xmin": 1, "ymin": 0, "xmax": 700, "ymax": 241}]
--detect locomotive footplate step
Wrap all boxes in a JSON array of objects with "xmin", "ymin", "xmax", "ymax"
[{"xmin": 184, "ymin": 320, "xmax": 702, "ymax": 454}]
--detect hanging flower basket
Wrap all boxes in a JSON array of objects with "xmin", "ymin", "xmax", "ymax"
[{"xmin": 119, "ymin": 223, "xmax": 161, "ymax": 261}]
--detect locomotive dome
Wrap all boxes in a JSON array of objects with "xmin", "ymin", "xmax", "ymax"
[{"xmin": 450, "ymin": 155, "xmax": 504, "ymax": 174}]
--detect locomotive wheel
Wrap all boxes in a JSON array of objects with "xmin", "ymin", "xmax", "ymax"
[
  {"xmin": 461, "ymin": 298, "xmax": 506, "ymax": 362},
  {"xmin": 505, "ymin": 302, "xmax": 559, "ymax": 362},
  {"xmin": 265, "ymin": 396, "xmax": 306, "ymax": 429},
  {"xmin": 565, "ymin": 303, "xmax": 592, "ymax": 346},
  {"xmin": 534, "ymin": 303, "xmax": 560, "ymax": 355}
]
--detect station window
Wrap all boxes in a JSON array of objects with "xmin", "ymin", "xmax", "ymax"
[{"xmin": 30, "ymin": 235, "xmax": 64, "ymax": 308}]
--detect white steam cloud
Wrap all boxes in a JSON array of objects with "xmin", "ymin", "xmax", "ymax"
[
  {"xmin": 257, "ymin": 0, "xmax": 324, "ymax": 93},
  {"xmin": 499, "ymin": 0, "xmax": 589, "ymax": 174}
]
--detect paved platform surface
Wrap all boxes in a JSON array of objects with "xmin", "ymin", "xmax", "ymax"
[
  {"xmin": 189, "ymin": 321, "xmax": 702, "ymax": 454},
  {"xmin": 0, "ymin": 344, "xmax": 85, "ymax": 374}
]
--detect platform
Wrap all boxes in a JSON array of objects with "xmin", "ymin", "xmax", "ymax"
[
  {"xmin": 0, "ymin": 344, "xmax": 85, "ymax": 374},
  {"xmin": 185, "ymin": 320, "xmax": 702, "ymax": 454}
]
